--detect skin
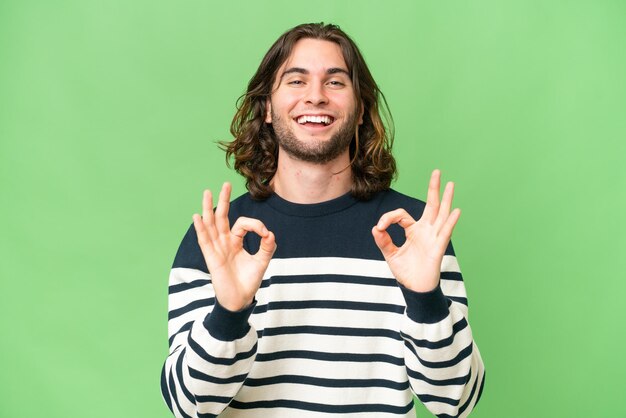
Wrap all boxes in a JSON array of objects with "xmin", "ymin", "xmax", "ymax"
[
  {"xmin": 193, "ymin": 39, "xmax": 461, "ymax": 311},
  {"xmin": 266, "ymin": 38, "xmax": 363, "ymax": 204}
]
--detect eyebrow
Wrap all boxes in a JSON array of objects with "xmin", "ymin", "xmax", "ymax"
[{"xmin": 280, "ymin": 67, "xmax": 351, "ymax": 80}]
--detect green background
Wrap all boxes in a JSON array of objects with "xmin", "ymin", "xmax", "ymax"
[{"xmin": 1, "ymin": 1, "xmax": 625, "ymax": 417}]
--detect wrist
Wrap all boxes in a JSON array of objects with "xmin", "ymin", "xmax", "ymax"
[
  {"xmin": 399, "ymin": 283, "xmax": 449, "ymax": 324},
  {"xmin": 203, "ymin": 298, "xmax": 256, "ymax": 341},
  {"xmin": 400, "ymin": 276, "xmax": 439, "ymax": 293}
]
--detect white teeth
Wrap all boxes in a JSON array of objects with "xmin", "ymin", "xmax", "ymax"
[{"xmin": 297, "ymin": 115, "xmax": 333, "ymax": 125}]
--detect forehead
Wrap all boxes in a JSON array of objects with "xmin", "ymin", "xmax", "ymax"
[{"xmin": 278, "ymin": 38, "xmax": 348, "ymax": 76}]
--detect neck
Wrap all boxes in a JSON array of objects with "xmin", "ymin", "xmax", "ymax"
[{"xmin": 270, "ymin": 148, "xmax": 353, "ymax": 204}]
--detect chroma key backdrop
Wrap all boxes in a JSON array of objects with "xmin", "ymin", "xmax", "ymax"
[{"xmin": 1, "ymin": 1, "xmax": 625, "ymax": 417}]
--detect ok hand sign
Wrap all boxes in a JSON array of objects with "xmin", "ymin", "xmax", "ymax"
[
  {"xmin": 372, "ymin": 170, "xmax": 460, "ymax": 293},
  {"xmin": 193, "ymin": 183, "xmax": 276, "ymax": 311}
]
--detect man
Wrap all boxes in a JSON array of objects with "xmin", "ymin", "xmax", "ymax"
[{"xmin": 161, "ymin": 23, "xmax": 484, "ymax": 418}]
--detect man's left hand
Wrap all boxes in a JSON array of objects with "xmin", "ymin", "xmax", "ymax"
[{"xmin": 372, "ymin": 169, "xmax": 461, "ymax": 292}]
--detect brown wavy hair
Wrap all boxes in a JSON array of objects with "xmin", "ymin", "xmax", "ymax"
[{"xmin": 221, "ymin": 23, "xmax": 396, "ymax": 200}]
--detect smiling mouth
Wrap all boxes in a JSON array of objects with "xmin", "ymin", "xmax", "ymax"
[{"xmin": 295, "ymin": 115, "xmax": 335, "ymax": 126}]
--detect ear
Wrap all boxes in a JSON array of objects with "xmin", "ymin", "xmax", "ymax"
[{"xmin": 265, "ymin": 98, "xmax": 272, "ymax": 123}]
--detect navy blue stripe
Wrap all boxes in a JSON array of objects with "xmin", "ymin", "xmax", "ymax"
[
  {"xmin": 167, "ymin": 345, "xmax": 182, "ymax": 358},
  {"xmin": 444, "ymin": 241, "xmax": 456, "ymax": 257},
  {"xmin": 169, "ymin": 298, "xmax": 215, "ymax": 320},
  {"xmin": 259, "ymin": 325, "xmax": 402, "ymax": 340},
  {"xmin": 417, "ymin": 393, "xmax": 459, "ymax": 406},
  {"xmin": 400, "ymin": 318, "xmax": 468, "ymax": 350},
  {"xmin": 169, "ymin": 278, "xmax": 211, "ymax": 294},
  {"xmin": 169, "ymin": 321, "xmax": 193, "ymax": 346},
  {"xmin": 404, "ymin": 341, "xmax": 473, "ymax": 369},
  {"xmin": 260, "ymin": 274, "xmax": 397, "ymax": 288},
  {"xmin": 440, "ymin": 271, "xmax": 463, "ymax": 281},
  {"xmin": 406, "ymin": 367, "xmax": 471, "ymax": 386},
  {"xmin": 253, "ymin": 300, "xmax": 404, "ymax": 314},
  {"xmin": 432, "ymin": 371, "xmax": 481, "ymax": 417},
  {"xmin": 168, "ymin": 360, "xmax": 194, "ymax": 418},
  {"xmin": 457, "ymin": 369, "xmax": 483, "ymax": 417},
  {"xmin": 256, "ymin": 349, "xmax": 404, "ymax": 366},
  {"xmin": 188, "ymin": 335, "xmax": 257, "ymax": 365},
  {"xmin": 188, "ymin": 367, "xmax": 248, "ymax": 384},
  {"xmin": 195, "ymin": 394, "xmax": 232, "ymax": 404},
  {"xmin": 160, "ymin": 365, "xmax": 173, "ymax": 412},
  {"xmin": 197, "ymin": 413, "xmax": 218, "ymax": 418},
  {"xmin": 245, "ymin": 374, "xmax": 409, "ymax": 390},
  {"xmin": 229, "ymin": 398, "xmax": 414, "ymax": 414},
  {"xmin": 176, "ymin": 348, "xmax": 195, "ymax": 404},
  {"xmin": 448, "ymin": 296, "xmax": 468, "ymax": 306}
]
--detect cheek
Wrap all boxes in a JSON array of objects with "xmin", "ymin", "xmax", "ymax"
[{"xmin": 267, "ymin": 96, "xmax": 299, "ymax": 121}]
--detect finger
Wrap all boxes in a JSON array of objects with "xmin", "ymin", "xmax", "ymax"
[
  {"xmin": 434, "ymin": 181, "xmax": 455, "ymax": 230},
  {"xmin": 214, "ymin": 182, "xmax": 232, "ymax": 235},
  {"xmin": 231, "ymin": 216, "xmax": 269, "ymax": 240},
  {"xmin": 372, "ymin": 226, "xmax": 398, "ymax": 259},
  {"xmin": 256, "ymin": 231, "xmax": 277, "ymax": 262},
  {"xmin": 376, "ymin": 209, "xmax": 415, "ymax": 231},
  {"xmin": 201, "ymin": 189, "xmax": 218, "ymax": 240},
  {"xmin": 422, "ymin": 169, "xmax": 441, "ymax": 223},
  {"xmin": 437, "ymin": 208, "xmax": 461, "ymax": 250},
  {"xmin": 193, "ymin": 213, "xmax": 215, "ymax": 251}
]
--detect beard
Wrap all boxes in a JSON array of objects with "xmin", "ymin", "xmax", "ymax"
[{"xmin": 270, "ymin": 109, "xmax": 358, "ymax": 164}]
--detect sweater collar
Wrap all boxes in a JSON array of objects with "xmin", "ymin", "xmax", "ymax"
[{"xmin": 265, "ymin": 191, "xmax": 359, "ymax": 217}]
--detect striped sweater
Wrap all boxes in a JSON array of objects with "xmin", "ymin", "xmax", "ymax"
[{"xmin": 161, "ymin": 189, "xmax": 485, "ymax": 417}]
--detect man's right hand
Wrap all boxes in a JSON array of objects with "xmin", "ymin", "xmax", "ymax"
[{"xmin": 192, "ymin": 182, "xmax": 276, "ymax": 312}]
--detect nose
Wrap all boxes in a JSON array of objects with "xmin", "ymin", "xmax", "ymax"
[{"xmin": 304, "ymin": 81, "xmax": 328, "ymax": 106}]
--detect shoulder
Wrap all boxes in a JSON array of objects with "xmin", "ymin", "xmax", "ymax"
[
  {"xmin": 368, "ymin": 188, "xmax": 426, "ymax": 219},
  {"xmin": 228, "ymin": 192, "xmax": 272, "ymax": 220},
  {"xmin": 172, "ymin": 192, "xmax": 260, "ymax": 272}
]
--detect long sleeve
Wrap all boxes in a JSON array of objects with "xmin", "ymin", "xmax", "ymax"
[
  {"xmin": 160, "ymin": 228, "xmax": 259, "ymax": 418},
  {"xmin": 160, "ymin": 191, "xmax": 485, "ymax": 417},
  {"xmin": 399, "ymin": 254, "xmax": 485, "ymax": 418}
]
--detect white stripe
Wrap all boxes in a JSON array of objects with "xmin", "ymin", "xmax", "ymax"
[
  {"xmin": 249, "ymin": 356, "xmax": 405, "ymax": 380},
  {"xmin": 169, "ymin": 267, "xmax": 210, "ymax": 285},
  {"xmin": 188, "ymin": 323, "xmax": 256, "ymax": 373},
  {"xmin": 168, "ymin": 306, "xmax": 211, "ymax": 340},
  {"xmin": 441, "ymin": 255, "xmax": 461, "ymax": 273},
  {"xmin": 219, "ymin": 406, "xmax": 415, "ymax": 418},
  {"xmin": 265, "ymin": 257, "xmax": 395, "ymax": 278},
  {"xmin": 440, "ymin": 279, "xmax": 467, "ymax": 299},
  {"xmin": 265, "ymin": 255, "xmax": 460, "ymax": 277},
  {"xmin": 252, "ymin": 308, "xmax": 404, "ymax": 333},
  {"xmin": 405, "ymin": 350, "xmax": 473, "ymax": 383},
  {"xmin": 234, "ymin": 381, "xmax": 411, "ymax": 407},
  {"xmin": 408, "ymin": 327, "xmax": 473, "ymax": 364},
  {"xmin": 255, "ymin": 280, "xmax": 404, "ymax": 305},
  {"xmin": 166, "ymin": 350, "xmax": 196, "ymax": 417},
  {"xmin": 458, "ymin": 344, "xmax": 485, "ymax": 418},
  {"xmin": 257, "ymin": 333, "xmax": 402, "ymax": 357}
]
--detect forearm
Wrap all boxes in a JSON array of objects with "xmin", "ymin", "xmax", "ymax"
[
  {"xmin": 161, "ymin": 268, "xmax": 258, "ymax": 418},
  {"xmin": 400, "ymin": 257, "xmax": 485, "ymax": 417}
]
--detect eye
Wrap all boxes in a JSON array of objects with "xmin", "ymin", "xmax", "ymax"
[
  {"xmin": 328, "ymin": 80, "xmax": 346, "ymax": 88},
  {"xmin": 287, "ymin": 80, "xmax": 304, "ymax": 86}
]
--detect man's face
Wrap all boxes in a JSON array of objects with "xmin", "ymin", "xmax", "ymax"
[{"xmin": 265, "ymin": 38, "xmax": 363, "ymax": 164}]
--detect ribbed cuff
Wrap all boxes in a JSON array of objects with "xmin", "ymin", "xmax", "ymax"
[
  {"xmin": 400, "ymin": 283, "xmax": 449, "ymax": 324},
  {"xmin": 203, "ymin": 299, "xmax": 256, "ymax": 341}
]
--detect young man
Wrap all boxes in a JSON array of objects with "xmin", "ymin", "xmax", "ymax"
[{"xmin": 161, "ymin": 23, "xmax": 484, "ymax": 418}]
